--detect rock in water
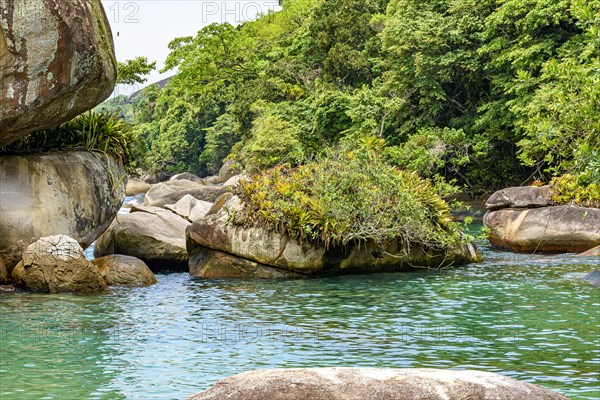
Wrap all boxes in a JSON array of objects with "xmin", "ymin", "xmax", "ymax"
[
  {"xmin": 12, "ymin": 235, "xmax": 106, "ymax": 293},
  {"xmin": 484, "ymin": 206, "xmax": 600, "ymax": 253},
  {"xmin": 92, "ymin": 255, "xmax": 157, "ymax": 286},
  {"xmin": 583, "ymin": 270, "xmax": 600, "ymax": 287},
  {"xmin": 579, "ymin": 245, "xmax": 600, "ymax": 257},
  {"xmin": 187, "ymin": 368, "xmax": 569, "ymax": 400},
  {"xmin": 94, "ymin": 208, "xmax": 190, "ymax": 271},
  {"xmin": 186, "ymin": 196, "xmax": 482, "ymax": 278},
  {"xmin": 0, "ymin": 0, "xmax": 117, "ymax": 147},
  {"xmin": 0, "ymin": 151, "xmax": 125, "ymax": 282}
]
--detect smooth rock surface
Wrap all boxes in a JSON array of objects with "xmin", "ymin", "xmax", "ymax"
[
  {"xmin": 0, "ymin": 0, "xmax": 117, "ymax": 146},
  {"xmin": 217, "ymin": 160, "xmax": 242, "ymax": 183},
  {"xmin": 144, "ymin": 179, "xmax": 230, "ymax": 207},
  {"xmin": 222, "ymin": 174, "xmax": 246, "ymax": 187},
  {"xmin": 170, "ymin": 172, "xmax": 204, "ymax": 183},
  {"xmin": 189, "ymin": 247, "xmax": 306, "ymax": 279},
  {"xmin": 485, "ymin": 186, "xmax": 552, "ymax": 210},
  {"xmin": 582, "ymin": 270, "xmax": 600, "ymax": 287},
  {"xmin": 206, "ymin": 192, "xmax": 233, "ymax": 216},
  {"xmin": 0, "ymin": 151, "xmax": 125, "ymax": 282},
  {"xmin": 204, "ymin": 175, "xmax": 219, "ymax": 185},
  {"xmin": 188, "ymin": 368, "xmax": 569, "ymax": 400},
  {"xmin": 12, "ymin": 235, "xmax": 106, "ymax": 293},
  {"xmin": 92, "ymin": 254, "xmax": 157, "ymax": 286},
  {"xmin": 165, "ymin": 194, "xmax": 213, "ymax": 222},
  {"xmin": 125, "ymin": 178, "xmax": 151, "ymax": 196},
  {"xmin": 94, "ymin": 209, "xmax": 190, "ymax": 270},
  {"xmin": 579, "ymin": 245, "xmax": 600, "ymax": 257},
  {"xmin": 484, "ymin": 206, "xmax": 600, "ymax": 253},
  {"xmin": 187, "ymin": 196, "xmax": 482, "ymax": 278}
]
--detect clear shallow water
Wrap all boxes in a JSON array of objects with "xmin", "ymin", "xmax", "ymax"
[{"xmin": 1, "ymin": 242, "xmax": 599, "ymax": 400}]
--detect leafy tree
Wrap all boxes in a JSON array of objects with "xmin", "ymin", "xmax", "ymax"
[{"xmin": 116, "ymin": 56, "xmax": 157, "ymax": 85}]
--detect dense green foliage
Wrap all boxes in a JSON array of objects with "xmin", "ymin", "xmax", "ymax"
[
  {"xmin": 0, "ymin": 112, "xmax": 143, "ymax": 172},
  {"xmin": 550, "ymin": 174, "xmax": 600, "ymax": 208},
  {"xmin": 232, "ymin": 144, "xmax": 459, "ymax": 250},
  {"xmin": 108, "ymin": 0, "xmax": 598, "ymax": 194}
]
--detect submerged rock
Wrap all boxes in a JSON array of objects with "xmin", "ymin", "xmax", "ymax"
[
  {"xmin": 484, "ymin": 206, "xmax": 600, "ymax": 253},
  {"xmin": 92, "ymin": 254, "xmax": 157, "ymax": 286},
  {"xmin": 186, "ymin": 196, "xmax": 482, "ymax": 279},
  {"xmin": 582, "ymin": 270, "xmax": 599, "ymax": 287},
  {"xmin": 0, "ymin": 0, "xmax": 116, "ymax": 147},
  {"xmin": 0, "ymin": 151, "xmax": 125, "ymax": 282},
  {"xmin": 94, "ymin": 208, "xmax": 190, "ymax": 270},
  {"xmin": 144, "ymin": 179, "xmax": 230, "ymax": 207},
  {"xmin": 187, "ymin": 368, "xmax": 569, "ymax": 400},
  {"xmin": 12, "ymin": 235, "xmax": 106, "ymax": 293}
]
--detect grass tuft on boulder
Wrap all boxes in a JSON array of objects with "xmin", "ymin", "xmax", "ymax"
[
  {"xmin": 0, "ymin": 111, "xmax": 143, "ymax": 171},
  {"xmin": 232, "ymin": 145, "xmax": 461, "ymax": 251}
]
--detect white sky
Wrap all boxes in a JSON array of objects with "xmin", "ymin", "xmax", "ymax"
[{"xmin": 100, "ymin": 0, "xmax": 281, "ymax": 96}]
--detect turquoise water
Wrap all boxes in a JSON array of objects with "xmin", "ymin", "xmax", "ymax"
[{"xmin": 1, "ymin": 242, "xmax": 599, "ymax": 399}]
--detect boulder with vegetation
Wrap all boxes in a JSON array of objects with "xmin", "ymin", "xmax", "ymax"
[
  {"xmin": 0, "ymin": 150, "xmax": 125, "ymax": 283},
  {"xmin": 484, "ymin": 179, "xmax": 600, "ymax": 253},
  {"xmin": 187, "ymin": 149, "xmax": 482, "ymax": 278},
  {"xmin": 12, "ymin": 235, "xmax": 106, "ymax": 293},
  {"xmin": 0, "ymin": 0, "xmax": 116, "ymax": 147},
  {"xmin": 94, "ymin": 206, "xmax": 190, "ymax": 270},
  {"xmin": 92, "ymin": 254, "xmax": 157, "ymax": 286},
  {"xmin": 188, "ymin": 368, "xmax": 569, "ymax": 400}
]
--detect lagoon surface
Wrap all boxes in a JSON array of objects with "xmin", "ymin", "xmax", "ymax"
[{"xmin": 1, "ymin": 242, "xmax": 599, "ymax": 400}]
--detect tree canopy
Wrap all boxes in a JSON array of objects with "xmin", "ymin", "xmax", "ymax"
[{"xmin": 111, "ymin": 0, "xmax": 599, "ymax": 195}]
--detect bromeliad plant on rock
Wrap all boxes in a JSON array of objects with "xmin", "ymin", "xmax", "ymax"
[
  {"xmin": 0, "ymin": 111, "xmax": 144, "ymax": 173},
  {"xmin": 231, "ymin": 142, "xmax": 463, "ymax": 255}
]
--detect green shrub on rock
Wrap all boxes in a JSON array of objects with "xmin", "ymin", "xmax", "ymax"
[
  {"xmin": 0, "ymin": 111, "xmax": 144, "ymax": 172},
  {"xmin": 550, "ymin": 174, "xmax": 600, "ymax": 208},
  {"xmin": 231, "ymin": 145, "xmax": 461, "ymax": 252}
]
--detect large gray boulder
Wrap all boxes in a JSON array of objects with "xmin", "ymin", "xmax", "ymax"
[
  {"xmin": 0, "ymin": 0, "xmax": 117, "ymax": 147},
  {"xmin": 144, "ymin": 179, "xmax": 230, "ymax": 207},
  {"xmin": 485, "ymin": 186, "xmax": 552, "ymax": 211},
  {"xmin": 186, "ymin": 196, "xmax": 482, "ymax": 278},
  {"xmin": 188, "ymin": 368, "xmax": 568, "ymax": 400},
  {"xmin": 217, "ymin": 160, "xmax": 242, "ymax": 183},
  {"xmin": 0, "ymin": 151, "xmax": 125, "ymax": 282},
  {"xmin": 92, "ymin": 254, "xmax": 157, "ymax": 286},
  {"xmin": 12, "ymin": 235, "xmax": 106, "ymax": 293},
  {"xmin": 94, "ymin": 207, "xmax": 190, "ymax": 270},
  {"xmin": 484, "ymin": 205, "xmax": 600, "ymax": 253}
]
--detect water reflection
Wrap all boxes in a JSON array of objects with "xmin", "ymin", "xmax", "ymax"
[{"xmin": 1, "ymin": 245, "xmax": 598, "ymax": 400}]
